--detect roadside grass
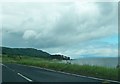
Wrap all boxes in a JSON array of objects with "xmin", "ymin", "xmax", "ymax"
[{"xmin": 2, "ymin": 55, "xmax": 119, "ymax": 81}]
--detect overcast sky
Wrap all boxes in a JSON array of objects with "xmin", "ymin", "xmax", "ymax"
[{"xmin": 1, "ymin": 2, "xmax": 118, "ymax": 59}]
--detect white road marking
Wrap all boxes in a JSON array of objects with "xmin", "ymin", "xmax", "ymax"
[
  {"xmin": 2, "ymin": 64, "xmax": 33, "ymax": 82},
  {"xmin": 17, "ymin": 73, "xmax": 33, "ymax": 82},
  {"xmin": 2, "ymin": 64, "xmax": 15, "ymax": 72}
]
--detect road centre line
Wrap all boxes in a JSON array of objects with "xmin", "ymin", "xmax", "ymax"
[
  {"xmin": 2, "ymin": 64, "xmax": 33, "ymax": 82},
  {"xmin": 17, "ymin": 73, "xmax": 33, "ymax": 82}
]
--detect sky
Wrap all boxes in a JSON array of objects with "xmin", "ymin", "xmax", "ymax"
[{"xmin": 1, "ymin": 1, "xmax": 118, "ymax": 59}]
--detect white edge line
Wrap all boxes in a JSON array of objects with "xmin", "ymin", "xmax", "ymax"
[
  {"xmin": 16, "ymin": 64, "xmax": 120, "ymax": 83},
  {"xmin": 2, "ymin": 64, "xmax": 15, "ymax": 72},
  {"xmin": 17, "ymin": 73, "xmax": 33, "ymax": 82}
]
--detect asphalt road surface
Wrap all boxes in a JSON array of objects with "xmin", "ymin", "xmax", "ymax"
[{"xmin": 1, "ymin": 63, "xmax": 120, "ymax": 83}]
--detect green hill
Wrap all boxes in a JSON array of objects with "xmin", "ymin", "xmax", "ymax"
[
  {"xmin": 1, "ymin": 47, "xmax": 70, "ymax": 60},
  {"xmin": 1, "ymin": 47, "xmax": 50, "ymax": 58}
]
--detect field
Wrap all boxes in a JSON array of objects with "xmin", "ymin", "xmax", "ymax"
[{"xmin": 2, "ymin": 55, "xmax": 119, "ymax": 81}]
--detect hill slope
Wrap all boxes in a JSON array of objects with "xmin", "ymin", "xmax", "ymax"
[
  {"xmin": 1, "ymin": 47, "xmax": 70, "ymax": 60},
  {"xmin": 2, "ymin": 47, "xmax": 50, "ymax": 58}
]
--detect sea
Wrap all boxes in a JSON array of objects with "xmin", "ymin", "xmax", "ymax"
[{"xmin": 61, "ymin": 57, "xmax": 119, "ymax": 68}]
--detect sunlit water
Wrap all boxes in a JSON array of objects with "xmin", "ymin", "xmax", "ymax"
[{"xmin": 61, "ymin": 57, "xmax": 119, "ymax": 68}]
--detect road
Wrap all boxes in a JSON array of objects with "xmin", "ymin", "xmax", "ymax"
[{"xmin": 1, "ymin": 63, "xmax": 120, "ymax": 83}]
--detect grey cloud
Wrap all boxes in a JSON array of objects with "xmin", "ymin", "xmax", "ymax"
[{"xmin": 2, "ymin": 2, "xmax": 118, "ymax": 58}]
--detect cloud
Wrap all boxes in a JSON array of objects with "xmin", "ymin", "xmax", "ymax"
[
  {"xmin": 23, "ymin": 30, "xmax": 37, "ymax": 40},
  {"xmin": 2, "ymin": 2, "xmax": 118, "ymax": 58}
]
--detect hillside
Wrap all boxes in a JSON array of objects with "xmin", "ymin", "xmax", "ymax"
[
  {"xmin": 1, "ymin": 47, "xmax": 70, "ymax": 60},
  {"xmin": 1, "ymin": 47, "xmax": 50, "ymax": 58}
]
